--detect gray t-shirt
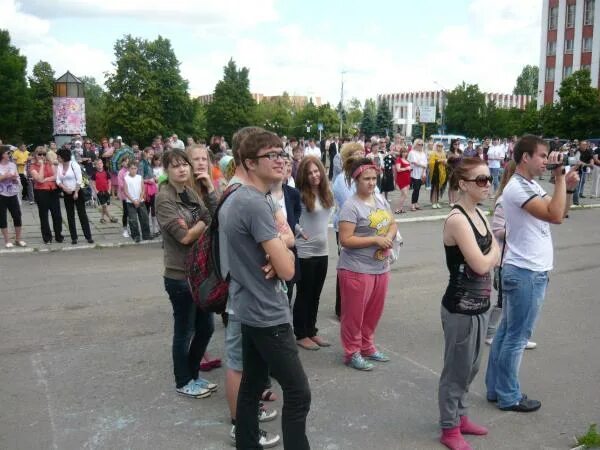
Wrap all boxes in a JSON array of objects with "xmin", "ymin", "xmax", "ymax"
[
  {"xmin": 222, "ymin": 185, "xmax": 291, "ymax": 327},
  {"xmin": 337, "ymin": 193, "xmax": 393, "ymax": 274},
  {"xmin": 295, "ymin": 197, "xmax": 333, "ymax": 258}
]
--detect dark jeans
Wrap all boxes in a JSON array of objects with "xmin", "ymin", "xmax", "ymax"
[
  {"xmin": 411, "ymin": 177, "xmax": 423, "ymax": 204},
  {"xmin": 63, "ymin": 191, "xmax": 92, "ymax": 241},
  {"xmin": 122, "ymin": 200, "xmax": 128, "ymax": 227},
  {"xmin": 35, "ymin": 189, "xmax": 63, "ymax": 242},
  {"xmin": 19, "ymin": 173, "xmax": 30, "ymax": 201},
  {"xmin": 126, "ymin": 202, "xmax": 151, "ymax": 240},
  {"xmin": 237, "ymin": 323, "xmax": 311, "ymax": 450},
  {"xmin": 293, "ymin": 256, "xmax": 328, "ymax": 339},
  {"xmin": 164, "ymin": 277, "xmax": 215, "ymax": 388}
]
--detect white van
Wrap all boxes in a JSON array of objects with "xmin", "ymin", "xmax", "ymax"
[{"xmin": 430, "ymin": 134, "xmax": 467, "ymax": 150}]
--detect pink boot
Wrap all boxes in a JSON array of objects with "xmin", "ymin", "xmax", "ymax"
[
  {"xmin": 440, "ymin": 426, "xmax": 472, "ymax": 450},
  {"xmin": 460, "ymin": 416, "xmax": 488, "ymax": 435}
]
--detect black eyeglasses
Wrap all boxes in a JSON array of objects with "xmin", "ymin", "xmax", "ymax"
[
  {"xmin": 463, "ymin": 175, "xmax": 492, "ymax": 187},
  {"xmin": 251, "ymin": 152, "xmax": 288, "ymax": 161},
  {"xmin": 37, "ymin": 153, "xmax": 47, "ymax": 156}
]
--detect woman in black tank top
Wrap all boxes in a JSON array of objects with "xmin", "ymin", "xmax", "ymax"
[{"xmin": 438, "ymin": 158, "xmax": 500, "ymax": 450}]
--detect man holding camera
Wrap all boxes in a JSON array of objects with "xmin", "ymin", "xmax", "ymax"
[{"xmin": 485, "ymin": 135, "xmax": 579, "ymax": 413}]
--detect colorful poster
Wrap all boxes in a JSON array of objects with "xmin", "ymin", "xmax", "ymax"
[{"xmin": 53, "ymin": 97, "xmax": 86, "ymax": 135}]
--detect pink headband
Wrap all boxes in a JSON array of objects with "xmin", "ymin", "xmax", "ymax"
[{"xmin": 352, "ymin": 164, "xmax": 379, "ymax": 180}]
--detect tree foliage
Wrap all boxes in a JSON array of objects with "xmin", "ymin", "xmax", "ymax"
[
  {"xmin": 27, "ymin": 61, "xmax": 55, "ymax": 145},
  {"xmin": 80, "ymin": 76, "xmax": 107, "ymax": 140},
  {"xmin": 513, "ymin": 65, "xmax": 539, "ymax": 96},
  {"xmin": 375, "ymin": 99, "xmax": 394, "ymax": 137},
  {"xmin": 554, "ymin": 70, "xmax": 600, "ymax": 138},
  {"xmin": 0, "ymin": 30, "xmax": 28, "ymax": 142},
  {"xmin": 105, "ymin": 34, "xmax": 194, "ymax": 144},
  {"xmin": 344, "ymin": 98, "xmax": 363, "ymax": 136},
  {"xmin": 206, "ymin": 59, "xmax": 255, "ymax": 142},
  {"xmin": 445, "ymin": 83, "xmax": 486, "ymax": 136},
  {"xmin": 360, "ymin": 99, "xmax": 377, "ymax": 137}
]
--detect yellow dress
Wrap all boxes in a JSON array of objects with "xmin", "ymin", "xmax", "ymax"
[{"xmin": 428, "ymin": 150, "xmax": 447, "ymax": 188}]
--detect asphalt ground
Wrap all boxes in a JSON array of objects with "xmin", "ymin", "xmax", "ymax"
[{"xmin": 1, "ymin": 207, "xmax": 599, "ymax": 449}]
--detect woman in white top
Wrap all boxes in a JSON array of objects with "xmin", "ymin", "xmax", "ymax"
[
  {"xmin": 293, "ymin": 156, "xmax": 334, "ymax": 350},
  {"xmin": 407, "ymin": 139, "xmax": 428, "ymax": 210},
  {"xmin": 56, "ymin": 148, "xmax": 93, "ymax": 244}
]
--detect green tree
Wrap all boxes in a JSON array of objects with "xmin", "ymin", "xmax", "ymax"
[
  {"xmin": 555, "ymin": 69, "xmax": 600, "ymax": 138},
  {"xmin": 513, "ymin": 65, "xmax": 539, "ymax": 96},
  {"xmin": 0, "ymin": 30, "xmax": 28, "ymax": 142},
  {"xmin": 27, "ymin": 61, "xmax": 55, "ymax": 145},
  {"xmin": 444, "ymin": 83, "xmax": 486, "ymax": 137},
  {"xmin": 190, "ymin": 99, "xmax": 208, "ymax": 142},
  {"xmin": 80, "ymin": 76, "xmax": 107, "ymax": 140},
  {"xmin": 206, "ymin": 59, "xmax": 255, "ymax": 142},
  {"xmin": 317, "ymin": 103, "xmax": 341, "ymax": 138},
  {"xmin": 105, "ymin": 34, "xmax": 194, "ymax": 144},
  {"xmin": 253, "ymin": 94, "xmax": 293, "ymax": 136},
  {"xmin": 375, "ymin": 99, "xmax": 394, "ymax": 136},
  {"xmin": 360, "ymin": 98, "xmax": 377, "ymax": 137},
  {"xmin": 344, "ymin": 98, "xmax": 363, "ymax": 136}
]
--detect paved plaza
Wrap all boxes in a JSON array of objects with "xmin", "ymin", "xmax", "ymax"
[{"xmin": 1, "ymin": 207, "xmax": 599, "ymax": 450}]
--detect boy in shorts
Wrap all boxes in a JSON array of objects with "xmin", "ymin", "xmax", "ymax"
[{"xmin": 91, "ymin": 159, "xmax": 118, "ymax": 224}]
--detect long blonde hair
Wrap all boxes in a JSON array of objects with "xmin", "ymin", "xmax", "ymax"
[{"xmin": 186, "ymin": 144, "xmax": 214, "ymax": 198}]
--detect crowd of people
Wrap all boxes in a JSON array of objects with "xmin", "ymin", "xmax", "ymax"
[{"xmin": 0, "ymin": 129, "xmax": 592, "ymax": 449}]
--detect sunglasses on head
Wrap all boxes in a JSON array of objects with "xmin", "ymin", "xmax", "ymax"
[
  {"xmin": 463, "ymin": 175, "xmax": 492, "ymax": 187},
  {"xmin": 38, "ymin": 152, "xmax": 47, "ymax": 156}
]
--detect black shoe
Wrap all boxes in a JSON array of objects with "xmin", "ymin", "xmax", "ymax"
[
  {"xmin": 134, "ymin": 237, "xmax": 141, "ymax": 243},
  {"xmin": 499, "ymin": 395, "xmax": 541, "ymax": 412},
  {"xmin": 55, "ymin": 236, "xmax": 64, "ymax": 243},
  {"xmin": 71, "ymin": 239, "xmax": 78, "ymax": 245},
  {"xmin": 44, "ymin": 239, "xmax": 52, "ymax": 245},
  {"xmin": 580, "ymin": 194, "xmax": 586, "ymax": 198},
  {"xmin": 87, "ymin": 239, "xmax": 94, "ymax": 244},
  {"xmin": 142, "ymin": 236, "xmax": 154, "ymax": 241}
]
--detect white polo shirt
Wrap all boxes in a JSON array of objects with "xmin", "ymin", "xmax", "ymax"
[{"xmin": 502, "ymin": 174, "xmax": 553, "ymax": 272}]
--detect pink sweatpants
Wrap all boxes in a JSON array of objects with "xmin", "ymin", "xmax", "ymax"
[{"xmin": 338, "ymin": 269, "xmax": 390, "ymax": 361}]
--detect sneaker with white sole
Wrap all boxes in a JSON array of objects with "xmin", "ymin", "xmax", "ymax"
[
  {"xmin": 193, "ymin": 377, "xmax": 218, "ymax": 392},
  {"xmin": 176, "ymin": 379, "xmax": 211, "ymax": 398},
  {"xmin": 230, "ymin": 425, "xmax": 281, "ymax": 448},
  {"xmin": 122, "ymin": 228, "xmax": 129, "ymax": 238},
  {"xmin": 346, "ymin": 352, "xmax": 374, "ymax": 371},
  {"xmin": 525, "ymin": 341, "xmax": 537, "ymax": 349},
  {"xmin": 258, "ymin": 403, "xmax": 278, "ymax": 422},
  {"xmin": 485, "ymin": 337, "xmax": 494, "ymax": 345}
]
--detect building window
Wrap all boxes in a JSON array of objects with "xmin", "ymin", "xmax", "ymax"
[
  {"xmin": 566, "ymin": 4, "xmax": 576, "ymax": 27},
  {"xmin": 565, "ymin": 39, "xmax": 574, "ymax": 53},
  {"xmin": 546, "ymin": 67, "xmax": 555, "ymax": 82},
  {"xmin": 549, "ymin": 6, "xmax": 559, "ymax": 29},
  {"xmin": 563, "ymin": 66, "xmax": 573, "ymax": 78},
  {"xmin": 582, "ymin": 37, "xmax": 593, "ymax": 52},
  {"xmin": 547, "ymin": 40, "xmax": 557, "ymax": 55},
  {"xmin": 584, "ymin": 0, "xmax": 595, "ymax": 25}
]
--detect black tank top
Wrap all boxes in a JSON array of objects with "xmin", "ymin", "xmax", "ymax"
[{"xmin": 442, "ymin": 205, "xmax": 492, "ymax": 315}]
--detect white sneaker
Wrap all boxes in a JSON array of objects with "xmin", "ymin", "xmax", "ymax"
[
  {"xmin": 485, "ymin": 337, "xmax": 493, "ymax": 345},
  {"xmin": 122, "ymin": 228, "xmax": 129, "ymax": 238},
  {"xmin": 176, "ymin": 379, "xmax": 211, "ymax": 398},
  {"xmin": 230, "ymin": 425, "xmax": 281, "ymax": 448},
  {"xmin": 258, "ymin": 403, "xmax": 278, "ymax": 422},
  {"xmin": 525, "ymin": 341, "xmax": 537, "ymax": 350}
]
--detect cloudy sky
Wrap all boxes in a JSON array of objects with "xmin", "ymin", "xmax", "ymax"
[{"xmin": 1, "ymin": 0, "xmax": 542, "ymax": 104}]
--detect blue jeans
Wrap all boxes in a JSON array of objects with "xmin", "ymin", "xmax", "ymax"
[
  {"xmin": 573, "ymin": 171, "xmax": 587, "ymax": 204},
  {"xmin": 164, "ymin": 277, "xmax": 214, "ymax": 388},
  {"xmin": 485, "ymin": 264, "xmax": 548, "ymax": 408},
  {"xmin": 490, "ymin": 168, "xmax": 501, "ymax": 192}
]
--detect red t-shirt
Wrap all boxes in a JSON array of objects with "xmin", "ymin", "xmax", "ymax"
[{"xmin": 92, "ymin": 170, "xmax": 110, "ymax": 192}]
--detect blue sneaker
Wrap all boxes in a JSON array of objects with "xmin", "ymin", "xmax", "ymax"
[
  {"xmin": 176, "ymin": 379, "xmax": 211, "ymax": 398},
  {"xmin": 194, "ymin": 377, "xmax": 218, "ymax": 392},
  {"xmin": 364, "ymin": 350, "xmax": 390, "ymax": 362},
  {"xmin": 346, "ymin": 352, "xmax": 374, "ymax": 371}
]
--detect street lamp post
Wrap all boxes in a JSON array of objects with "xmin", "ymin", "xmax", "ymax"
[
  {"xmin": 339, "ymin": 70, "xmax": 347, "ymax": 138},
  {"xmin": 434, "ymin": 81, "xmax": 446, "ymax": 134}
]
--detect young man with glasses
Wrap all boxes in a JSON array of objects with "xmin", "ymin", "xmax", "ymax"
[
  {"xmin": 223, "ymin": 131, "xmax": 311, "ymax": 449},
  {"xmin": 485, "ymin": 135, "xmax": 579, "ymax": 413}
]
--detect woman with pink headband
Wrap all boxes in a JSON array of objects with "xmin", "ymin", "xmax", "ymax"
[{"xmin": 337, "ymin": 157, "xmax": 398, "ymax": 371}]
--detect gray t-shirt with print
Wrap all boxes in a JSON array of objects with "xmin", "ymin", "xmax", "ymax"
[
  {"xmin": 222, "ymin": 185, "xmax": 291, "ymax": 327},
  {"xmin": 337, "ymin": 193, "xmax": 393, "ymax": 274}
]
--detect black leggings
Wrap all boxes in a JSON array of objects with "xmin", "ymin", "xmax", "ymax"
[
  {"xmin": 63, "ymin": 191, "xmax": 92, "ymax": 241},
  {"xmin": 0, "ymin": 195, "xmax": 22, "ymax": 228},
  {"xmin": 122, "ymin": 200, "xmax": 128, "ymax": 227},
  {"xmin": 293, "ymin": 255, "xmax": 328, "ymax": 339},
  {"xmin": 411, "ymin": 177, "xmax": 423, "ymax": 204}
]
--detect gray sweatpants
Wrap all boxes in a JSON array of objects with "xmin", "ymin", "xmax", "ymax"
[{"xmin": 438, "ymin": 306, "xmax": 488, "ymax": 428}]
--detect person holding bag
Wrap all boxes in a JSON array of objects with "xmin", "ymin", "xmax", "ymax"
[{"xmin": 56, "ymin": 148, "xmax": 93, "ymax": 245}]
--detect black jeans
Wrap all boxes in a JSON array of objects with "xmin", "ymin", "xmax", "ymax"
[
  {"xmin": 19, "ymin": 173, "xmax": 30, "ymax": 201},
  {"xmin": 62, "ymin": 191, "xmax": 92, "ymax": 241},
  {"xmin": 35, "ymin": 189, "xmax": 63, "ymax": 242},
  {"xmin": 164, "ymin": 277, "xmax": 214, "ymax": 388},
  {"xmin": 0, "ymin": 195, "xmax": 22, "ymax": 228},
  {"xmin": 293, "ymin": 256, "xmax": 328, "ymax": 339},
  {"xmin": 237, "ymin": 323, "xmax": 311, "ymax": 450},
  {"xmin": 122, "ymin": 200, "xmax": 128, "ymax": 227},
  {"xmin": 126, "ymin": 203, "xmax": 151, "ymax": 240},
  {"xmin": 411, "ymin": 177, "xmax": 423, "ymax": 204}
]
